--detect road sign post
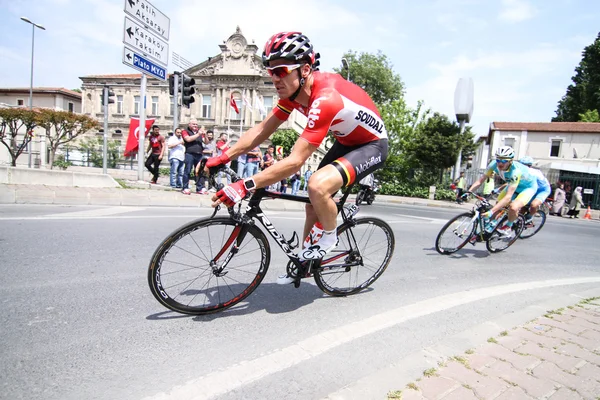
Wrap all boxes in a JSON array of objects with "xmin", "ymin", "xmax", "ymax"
[{"xmin": 121, "ymin": 0, "xmax": 170, "ymax": 180}]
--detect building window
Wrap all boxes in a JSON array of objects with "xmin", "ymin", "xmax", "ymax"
[
  {"xmin": 550, "ymin": 140, "xmax": 561, "ymax": 157},
  {"xmin": 17, "ymin": 99, "xmax": 24, "ymax": 106},
  {"xmin": 263, "ymin": 96, "xmax": 273, "ymax": 115},
  {"xmin": 151, "ymin": 96, "xmax": 159, "ymax": 115},
  {"xmin": 134, "ymin": 96, "xmax": 140, "ymax": 115},
  {"xmin": 68, "ymin": 102, "xmax": 74, "ymax": 113},
  {"xmin": 202, "ymin": 95, "xmax": 211, "ymax": 118},
  {"xmin": 504, "ymin": 137, "xmax": 515, "ymax": 149},
  {"xmin": 117, "ymin": 95, "xmax": 123, "ymax": 114}
]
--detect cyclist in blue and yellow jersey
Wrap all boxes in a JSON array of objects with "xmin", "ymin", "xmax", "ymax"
[
  {"xmin": 518, "ymin": 156, "xmax": 551, "ymax": 224},
  {"xmin": 467, "ymin": 146, "xmax": 538, "ymax": 239}
]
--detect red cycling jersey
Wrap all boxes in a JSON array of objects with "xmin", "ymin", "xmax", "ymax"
[{"xmin": 273, "ymin": 72, "xmax": 387, "ymax": 147}]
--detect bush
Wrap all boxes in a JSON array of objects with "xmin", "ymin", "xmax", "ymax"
[
  {"xmin": 378, "ymin": 182, "xmax": 457, "ymax": 201},
  {"xmin": 53, "ymin": 154, "xmax": 72, "ymax": 170}
]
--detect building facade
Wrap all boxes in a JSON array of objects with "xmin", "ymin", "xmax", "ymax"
[
  {"xmin": 79, "ymin": 27, "xmax": 325, "ymax": 170},
  {"xmin": 0, "ymin": 87, "xmax": 82, "ymax": 167}
]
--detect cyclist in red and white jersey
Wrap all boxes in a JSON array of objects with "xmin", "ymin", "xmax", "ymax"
[{"xmin": 206, "ymin": 31, "xmax": 388, "ymax": 283}]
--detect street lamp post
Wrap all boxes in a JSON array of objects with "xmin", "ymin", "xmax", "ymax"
[
  {"xmin": 21, "ymin": 17, "xmax": 46, "ymax": 169},
  {"xmin": 341, "ymin": 58, "xmax": 350, "ymax": 82},
  {"xmin": 453, "ymin": 78, "xmax": 474, "ymax": 181}
]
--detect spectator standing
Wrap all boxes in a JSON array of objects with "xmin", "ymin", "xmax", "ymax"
[
  {"xmin": 454, "ymin": 171, "xmax": 466, "ymax": 203},
  {"xmin": 568, "ymin": 186, "xmax": 585, "ymax": 218},
  {"xmin": 145, "ymin": 125, "xmax": 165, "ymax": 184},
  {"xmin": 482, "ymin": 172, "xmax": 495, "ymax": 196},
  {"xmin": 214, "ymin": 132, "xmax": 231, "ymax": 188},
  {"xmin": 167, "ymin": 127, "xmax": 185, "ymax": 188},
  {"xmin": 181, "ymin": 119, "xmax": 205, "ymax": 195},
  {"xmin": 236, "ymin": 153, "xmax": 247, "ymax": 179},
  {"xmin": 291, "ymin": 171, "xmax": 301, "ymax": 195},
  {"xmin": 262, "ymin": 144, "xmax": 275, "ymax": 170},
  {"xmin": 196, "ymin": 130, "xmax": 216, "ymax": 193},
  {"xmin": 552, "ymin": 183, "xmax": 566, "ymax": 215},
  {"xmin": 244, "ymin": 146, "xmax": 262, "ymax": 178},
  {"xmin": 302, "ymin": 166, "xmax": 312, "ymax": 193}
]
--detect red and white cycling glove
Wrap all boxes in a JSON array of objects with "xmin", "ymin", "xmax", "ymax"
[
  {"xmin": 206, "ymin": 153, "xmax": 231, "ymax": 168},
  {"xmin": 215, "ymin": 180, "xmax": 247, "ymax": 207}
]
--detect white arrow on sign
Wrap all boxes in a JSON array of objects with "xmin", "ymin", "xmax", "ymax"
[
  {"xmin": 124, "ymin": 0, "xmax": 170, "ymax": 41},
  {"xmin": 123, "ymin": 16, "xmax": 169, "ymax": 68}
]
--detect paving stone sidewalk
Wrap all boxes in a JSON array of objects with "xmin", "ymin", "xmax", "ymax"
[{"xmin": 388, "ymin": 298, "xmax": 600, "ymax": 400}]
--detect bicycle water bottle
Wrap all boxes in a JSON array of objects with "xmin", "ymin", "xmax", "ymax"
[{"xmin": 485, "ymin": 219, "xmax": 498, "ymax": 233}]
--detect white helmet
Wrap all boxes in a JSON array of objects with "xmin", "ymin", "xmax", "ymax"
[{"xmin": 495, "ymin": 146, "xmax": 515, "ymax": 159}]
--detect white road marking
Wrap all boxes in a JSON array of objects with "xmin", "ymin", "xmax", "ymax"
[
  {"xmin": 394, "ymin": 213, "xmax": 448, "ymax": 224},
  {"xmin": 44, "ymin": 206, "xmax": 146, "ymax": 218},
  {"xmin": 144, "ymin": 276, "xmax": 600, "ymax": 400}
]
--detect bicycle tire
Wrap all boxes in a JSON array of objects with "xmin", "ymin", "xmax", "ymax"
[
  {"xmin": 313, "ymin": 217, "xmax": 394, "ymax": 296},
  {"xmin": 148, "ymin": 217, "xmax": 271, "ymax": 315},
  {"xmin": 355, "ymin": 191, "xmax": 365, "ymax": 206},
  {"xmin": 519, "ymin": 210, "xmax": 546, "ymax": 239},
  {"xmin": 435, "ymin": 212, "xmax": 477, "ymax": 255},
  {"xmin": 486, "ymin": 214, "xmax": 525, "ymax": 253},
  {"xmin": 366, "ymin": 194, "xmax": 374, "ymax": 205}
]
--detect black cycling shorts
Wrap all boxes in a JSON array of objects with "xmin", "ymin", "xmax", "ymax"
[{"xmin": 318, "ymin": 139, "xmax": 388, "ymax": 187}]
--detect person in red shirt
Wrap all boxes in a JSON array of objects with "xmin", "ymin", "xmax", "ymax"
[
  {"xmin": 145, "ymin": 125, "xmax": 165, "ymax": 184},
  {"xmin": 206, "ymin": 31, "xmax": 388, "ymax": 284}
]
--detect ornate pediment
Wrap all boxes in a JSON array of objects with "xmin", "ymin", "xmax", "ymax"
[{"xmin": 186, "ymin": 26, "xmax": 268, "ymax": 78}]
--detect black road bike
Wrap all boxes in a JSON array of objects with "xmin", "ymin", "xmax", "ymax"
[
  {"xmin": 435, "ymin": 191, "xmax": 525, "ymax": 255},
  {"xmin": 148, "ymin": 163, "xmax": 395, "ymax": 315}
]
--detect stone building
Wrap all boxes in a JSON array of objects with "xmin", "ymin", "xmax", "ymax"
[{"xmin": 79, "ymin": 27, "xmax": 325, "ymax": 170}]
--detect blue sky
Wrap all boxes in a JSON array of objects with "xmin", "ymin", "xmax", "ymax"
[{"xmin": 1, "ymin": 0, "xmax": 598, "ymax": 136}]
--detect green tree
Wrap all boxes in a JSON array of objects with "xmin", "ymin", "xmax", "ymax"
[
  {"xmin": 553, "ymin": 32, "xmax": 600, "ymax": 122},
  {"xmin": 77, "ymin": 136, "xmax": 122, "ymax": 168},
  {"xmin": 270, "ymin": 128, "xmax": 298, "ymax": 156},
  {"xmin": 402, "ymin": 112, "xmax": 476, "ymax": 185},
  {"xmin": 36, "ymin": 109, "xmax": 100, "ymax": 169},
  {"xmin": 333, "ymin": 50, "xmax": 405, "ymax": 106},
  {"xmin": 579, "ymin": 109, "xmax": 600, "ymax": 122},
  {"xmin": 0, "ymin": 108, "xmax": 37, "ymax": 166}
]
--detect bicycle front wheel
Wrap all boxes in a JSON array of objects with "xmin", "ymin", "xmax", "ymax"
[
  {"xmin": 148, "ymin": 217, "xmax": 271, "ymax": 315},
  {"xmin": 519, "ymin": 210, "xmax": 546, "ymax": 239},
  {"xmin": 486, "ymin": 215, "xmax": 525, "ymax": 253},
  {"xmin": 355, "ymin": 190, "xmax": 365, "ymax": 206},
  {"xmin": 314, "ymin": 217, "xmax": 394, "ymax": 296},
  {"xmin": 435, "ymin": 212, "xmax": 476, "ymax": 255}
]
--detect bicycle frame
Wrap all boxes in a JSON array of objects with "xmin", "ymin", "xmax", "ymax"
[{"xmin": 211, "ymin": 175, "xmax": 361, "ymax": 276}]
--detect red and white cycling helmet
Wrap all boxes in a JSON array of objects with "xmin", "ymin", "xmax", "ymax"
[{"xmin": 262, "ymin": 31, "xmax": 318, "ymax": 67}]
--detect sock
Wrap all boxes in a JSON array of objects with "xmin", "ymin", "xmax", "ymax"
[
  {"xmin": 505, "ymin": 221, "xmax": 514, "ymax": 228},
  {"xmin": 317, "ymin": 229, "xmax": 337, "ymax": 249}
]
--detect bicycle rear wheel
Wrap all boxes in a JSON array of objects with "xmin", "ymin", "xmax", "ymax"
[
  {"xmin": 435, "ymin": 212, "xmax": 476, "ymax": 255},
  {"xmin": 486, "ymin": 215, "xmax": 525, "ymax": 253},
  {"xmin": 313, "ymin": 217, "xmax": 394, "ymax": 296},
  {"xmin": 355, "ymin": 190, "xmax": 365, "ymax": 206},
  {"xmin": 519, "ymin": 210, "xmax": 546, "ymax": 239},
  {"xmin": 148, "ymin": 217, "xmax": 271, "ymax": 315}
]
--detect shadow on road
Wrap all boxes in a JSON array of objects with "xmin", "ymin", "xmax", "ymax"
[
  {"xmin": 146, "ymin": 282, "xmax": 377, "ymax": 321},
  {"xmin": 422, "ymin": 246, "xmax": 491, "ymax": 259}
]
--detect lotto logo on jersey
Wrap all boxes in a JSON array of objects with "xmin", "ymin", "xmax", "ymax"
[
  {"xmin": 307, "ymin": 96, "xmax": 327, "ymax": 128},
  {"xmin": 355, "ymin": 110, "xmax": 384, "ymax": 134}
]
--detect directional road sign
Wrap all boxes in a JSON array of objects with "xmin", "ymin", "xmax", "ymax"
[
  {"xmin": 123, "ymin": 16, "xmax": 169, "ymax": 67},
  {"xmin": 123, "ymin": 46, "xmax": 167, "ymax": 81},
  {"xmin": 124, "ymin": 0, "xmax": 170, "ymax": 40}
]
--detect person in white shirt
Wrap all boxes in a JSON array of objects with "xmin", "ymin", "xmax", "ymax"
[{"xmin": 167, "ymin": 128, "xmax": 185, "ymax": 188}]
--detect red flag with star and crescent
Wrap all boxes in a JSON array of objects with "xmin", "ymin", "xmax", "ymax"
[
  {"xmin": 230, "ymin": 92, "xmax": 239, "ymax": 114},
  {"xmin": 124, "ymin": 117, "xmax": 156, "ymax": 156}
]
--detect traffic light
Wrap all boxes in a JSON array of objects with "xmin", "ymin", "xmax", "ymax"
[
  {"xmin": 181, "ymin": 73, "xmax": 195, "ymax": 108},
  {"xmin": 168, "ymin": 74, "xmax": 176, "ymax": 96},
  {"xmin": 101, "ymin": 86, "xmax": 115, "ymax": 105}
]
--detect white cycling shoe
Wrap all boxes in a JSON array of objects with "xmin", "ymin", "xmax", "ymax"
[{"xmin": 276, "ymin": 241, "xmax": 337, "ymax": 285}]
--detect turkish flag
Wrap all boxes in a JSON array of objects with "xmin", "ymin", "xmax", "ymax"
[
  {"xmin": 230, "ymin": 92, "xmax": 239, "ymax": 114},
  {"xmin": 124, "ymin": 117, "xmax": 156, "ymax": 156}
]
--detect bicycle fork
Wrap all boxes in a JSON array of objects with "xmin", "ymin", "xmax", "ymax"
[{"xmin": 210, "ymin": 223, "xmax": 250, "ymax": 277}]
